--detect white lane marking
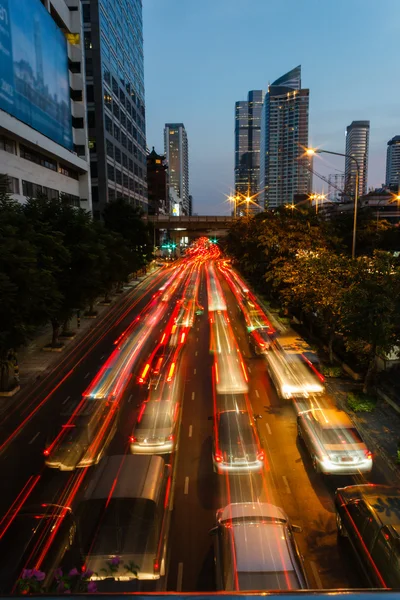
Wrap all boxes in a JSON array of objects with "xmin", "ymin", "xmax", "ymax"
[
  {"xmin": 28, "ymin": 432, "xmax": 40, "ymax": 445},
  {"xmin": 177, "ymin": 562, "xmax": 184, "ymax": 592},
  {"xmin": 248, "ymin": 366, "xmax": 251, "ymax": 373},
  {"xmin": 188, "ymin": 425, "xmax": 193, "ymax": 438},
  {"xmin": 128, "ymin": 394, "xmax": 133, "ymax": 403},
  {"xmin": 310, "ymin": 560, "xmax": 323, "ymax": 589},
  {"xmin": 266, "ymin": 423, "xmax": 272, "ymax": 435},
  {"xmin": 282, "ymin": 475, "xmax": 291, "ymax": 494},
  {"xmin": 62, "ymin": 395, "xmax": 71, "ymax": 405},
  {"xmin": 84, "ymin": 372, "xmax": 90, "ymax": 379},
  {"xmin": 184, "ymin": 476, "xmax": 189, "ymax": 495},
  {"xmin": 193, "ymin": 368, "xmax": 197, "ymax": 375},
  {"xmin": 255, "ymin": 389, "xmax": 260, "ymax": 398},
  {"xmin": 195, "ymin": 351, "xmax": 198, "ymax": 356},
  {"xmin": 191, "ymin": 392, "xmax": 195, "ymax": 400}
]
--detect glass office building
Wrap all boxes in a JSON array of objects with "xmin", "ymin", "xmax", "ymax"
[
  {"xmin": 82, "ymin": 0, "xmax": 147, "ymax": 218},
  {"xmin": 164, "ymin": 123, "xmax": 190, "ymax": 216},
  {"xmin": 234, "ymin": 90, "xmax": 265, "ymax": 213},
  {"xmin": 259, "ymin": 66, "xmax": 311, "ymax": 208}
]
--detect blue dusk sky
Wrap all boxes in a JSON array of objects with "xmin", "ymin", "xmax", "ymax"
[{"xmin": 143, "ymin": 0, "xmax": 400, "ymax": 215}]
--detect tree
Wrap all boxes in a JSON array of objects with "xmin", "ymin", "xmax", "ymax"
[
  {"xmin": 0, "ymin": 177, "xmax": 61, "ymax": 389},
  {"xmin": 103, "ymin": 198, "xmax": 153, "ymax": 273},
  {"xmin": 340, "ymin": 252, "xmax": 400, "ymax": 392}
]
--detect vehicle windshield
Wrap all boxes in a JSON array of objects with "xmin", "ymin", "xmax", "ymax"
[{"xmin": 320, "ymin": 427, "xmax": 363, "ymax": 446}]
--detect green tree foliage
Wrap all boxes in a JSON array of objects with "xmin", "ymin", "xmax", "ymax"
[
  {"xmin": 0, "ymin": 181, "xmax": 152, "ymax": 390},
  {"xmin": 103, "ymin": 198, "xmax": 153, "ymax": 272}
]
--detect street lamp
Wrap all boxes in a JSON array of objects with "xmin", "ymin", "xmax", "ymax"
[{"xmin": 306, "ymin": 147, "xmax": 360, "ymax": 259}]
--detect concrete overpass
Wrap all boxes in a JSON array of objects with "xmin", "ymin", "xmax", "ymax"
[{"xmin": 144, "ymin": 215, "xmax": 235, "ymax": 232}]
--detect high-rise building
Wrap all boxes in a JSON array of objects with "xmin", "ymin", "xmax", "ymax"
[
  {"xmin": 234, "ymin": 90, "xmax": 265, "ymax": 211},
  {"xmin": 259, "ymin": 66, "xmax": 311, "ymax": 208},
  {"xmin": 386, "ymin": 135, "xmax": 400, "ymax": 189},
  {"xmin": 146, "ymin": 148, "xmax": 169, "ymax": 215},
  {"xmin": 82, "ymin": 0, "xmax": 147, "ymax": 219},
  {"xmin": 188, "ymin": 194, "xmax": 193, "ymax": 216},
  {"xmin": 164, "ymin": 123, "xmax": 189, "ymax": 215},
  {"xmin": 344, "ymin": 120, "xmax": 369, "ymax": 199},
  {"xmin": 0, "ymin": 0, "xmax": 91, "ymax": 211}
]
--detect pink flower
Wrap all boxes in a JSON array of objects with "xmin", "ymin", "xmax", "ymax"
[
  {"xmin": 21, "ymin": 569, "xmax": 33, "ymax": 580},
  {"xmin": 87, "ymin": 581, "xmax": 97, "ymax": 593},
  {"xmin": 54, "ymin": 568, "xmax": 63, "ymax": 580},
  {"xmin": 109, "ymin": 556, "xmax": 121, "ymax": 566},
  {"xmin": 69, "ymin": 568, "xmax": 79, "ymax": 577},
  {"xmin": 81, "ymin": 569, "xmax": 93, "ymax": 579},
  {"xmin": 32, "ymin": 569, "xmax": 45, "ymax": 581}
]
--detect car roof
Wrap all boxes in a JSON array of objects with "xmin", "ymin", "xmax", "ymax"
[
  {"xmin": 304, "ymin": 408, "xmax": 353, "ymax": 428},
  {"xmin": 83, "ymin": 455, "xmax": 164, "ymax": 501},
  {"xmin": 339, "ymin": 485, "xmax": 400, "ymax": 526},
  {"xmin": 233, "ymin": 521, "xmax": 294, "ymax": 573},
  {"xmin": 220, "ymin": 502, "xmax": 287, "ymax": 523}
]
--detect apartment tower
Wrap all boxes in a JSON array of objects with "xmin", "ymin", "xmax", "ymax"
[
  {"xmin": 344, "ymin": 120, "xmax": 369, "ymax": 199},
  {"xmin": 259, "ymin": 66, "xmax": 311, "ymax": 208},
  {"xmin": 164, "ymin": 123, "xmax": 190, "ymax": 215},
  {"xmin": 386, "ymin": 135, "xmax": 400, "ymax": 189}
]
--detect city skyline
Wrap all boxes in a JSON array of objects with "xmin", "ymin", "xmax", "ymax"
[{"xmin": 143, "ymin": 0, "xmax": 400, "ymax": 214}]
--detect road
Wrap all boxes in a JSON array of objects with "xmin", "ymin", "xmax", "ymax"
[{"xmin": 0, "ymin": 246, "xmax": 391, "ymax": 593}]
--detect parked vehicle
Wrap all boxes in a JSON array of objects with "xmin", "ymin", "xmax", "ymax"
[
  {"xmin": 335, "ymin": 484, "xmax": 400, "ymax": 588},
  {"xmin": 210, "ymin": 502, "xmax": 308, "ymax": 591}
]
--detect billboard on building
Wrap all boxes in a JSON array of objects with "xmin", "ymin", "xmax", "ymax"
[{"xmin": 0, "ymin": 0, "xmax": 73, "ymax": 149}]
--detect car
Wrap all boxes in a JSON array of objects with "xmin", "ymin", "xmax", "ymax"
[
  {"xmin": 0, "ymin": 504, "xmax": 77, "ymax": 593},
  {"xmin": 212, "ymin": 409, "xmax": 264, "ymax": 473},
  {"xmin": 130, "ymin": 399, "xmax": 179, "ymax": 454},
  {"xmin": 266, "ymin": 349, "xmax": 324, "ymax": 399},
  {"xmin": 297, "ymin": 408, "xmax": 372, "ymax": 475},
  {"xmin": 78, "ymin": 455, "xmax": 171, "ymax": 582},
  {"xmin": 210, "ymin": 502, "xmax": 308, "ymax": 591},
  {"xmin": 335, "ymin": 484, "xmax": 400, "ymax": 588},
  {"xmin": 248, "ymin": 327, "xmax": 275, "ymax": 355}
]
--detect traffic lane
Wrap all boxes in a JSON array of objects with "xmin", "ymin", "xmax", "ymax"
[
  {"xmin": 0, "ymin": 272, "xmax": 173, "ymax": 515},
  {"xmin": 221, "ymin": 281, "xmax": 363, "ymax": 589},
  {"xmin": 0, "ymin": 268, "xmax": 170, "ymax": 454},
  {"xmin": 167, "ymin": 272, "xmax": 217, "ymax": 591},
  {"xmin": 0, "ymin": 268, "xmax": 168, "ymax": 443}
]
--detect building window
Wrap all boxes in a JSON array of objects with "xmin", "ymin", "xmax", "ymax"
[
  {"xmin": 42, "ymin": 186, "xmax": 59, "ymax": 200},
  {"xmin": 106, "ymin": 139, "xmax": 114, "ymax": 158},
  {"xmin": 84, "ymin": 32, "xmax": 92, "ymax": 49},
  {"xmin": 107, "ymin": 164, "xmax": 115, "ymax": 181},
  {"xmin": 121, "ymin": 132, "xmax": 127, "ymax": 148},
  {"xmin": 123, "ymin": 173, "xmax": 129, "ymax": 188},
  {"xmin": 70, "ymin": 89, "xmax": 83, "ymax": 102},
  {"xmin": 72, "ymin": 116, "xmax": 84, "ymax": 128},
  {"xmin": 58, "ymin": 164, "xmax": 80, "ymax": 180},
  {"xmin": 115, "ymin": 147, "xmax": 121, "ymax": 164},
  {"xmin": 86, "ymin": 85, "xmax": 94, "ymax": 102},
  {"xmin": 115, "ymin": 169, "xmax": 122, "ymax": 185},
  {"xmin": 105, "ymin": 114, "xmax": 112, "ymax": 134},
  {"xmin": 103, "ymin": 66, "xmax": 111, "ymax": 86},
  {"xmin": 88, "ymin": 138, "xmax": 96, "ymax": 152},
  {"xmin": 112, "ymin": 77, "xmax": 119, "ymax": 97},
  {"xmin": 113, "ymin": 103, "xmax": 119, "ymax": 120},
  {"xmin": 90, "ymin": 162, "xmax": 98, "ymax": 178},
  {"xmin": 113, "ymin": 125, "xmax": 120, "ymax": 142},
  {"xmin": 129, "ymin": 158, "xmax": 133, "ymax": 171},
  {"xmin": 120, "ymin": 111, "xmax": 126, "ymax": 128},
  {"xmin": 74, "ymin": 145, "xmax": 86, "ymax": 156},
  {"xmin": 6, "ymin": 176, "xmax": 19, "ymax": 194},
  {"xmin": 122, "ymin": 153, "xmax": 128, "ymax": 168},
  {"xmin": 22, "ymin": 180, "xmax": 42, "ymax": 197},
  {"xmin": 0, "ymin": 135, "xmax": 16, "ymax": 154},
  {"xmin": 87, "ymin": 111, "xmax": 95, "ymax": 128},
  {"xmin": 85, "ymin": 58, "xmax": 93, "ymax": 76},
  {"xmin": 69, "ymin": 60, "xmax": 81, "ymax": 74},
  {"xmin": 92, "ymin": 186, "xmax": 99, "ymax": 203},
  {"xmin": 82, "ymin": 3, "xmax": 91, "ymax": 22},
  {"xmin": 61, "ymin": 193, "xmax": 80, "ymax": 207},
  {"xmin": 104, "ymin": 93, "xmax": 112, "ymax": 109},
  {"xmin": 108, "ymin": 187, "xmax": 115, "ymax": 202},
  {"xmin": 20, "ymin": 145, "xmax": 57, "ymax": 171}
]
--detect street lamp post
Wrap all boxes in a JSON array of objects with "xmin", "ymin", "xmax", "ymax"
[{"xmin": 306, "ymin": 148, "xmax": 360, "ymax": 259}]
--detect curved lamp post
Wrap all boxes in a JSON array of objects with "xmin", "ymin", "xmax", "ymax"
[{"xmin": 306, "ymin": 147, "xmax": 360, "ymax": 259}]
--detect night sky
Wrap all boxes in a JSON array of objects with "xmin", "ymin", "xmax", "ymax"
[{"xmin": 144, "ymin": 0, "xmax": 400, "ymax": 214}]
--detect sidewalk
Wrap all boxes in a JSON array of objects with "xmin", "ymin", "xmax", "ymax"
[{"xmin": 12, "ymin": 271, "xmax": 157, "ymax": 391}]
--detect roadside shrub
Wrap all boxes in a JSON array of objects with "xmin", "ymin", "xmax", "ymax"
[
  {"xmin": 321, "ymin": 365, "xmax": 342, "ymax": 378},
  {"xmin": 347, "ymin": 391, "xmax": 377, "ymax": 413}
]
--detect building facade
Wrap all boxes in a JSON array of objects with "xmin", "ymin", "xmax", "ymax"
[
  {"xmin": 344, "ymin": 120, "xmax": 369, "ymax": 199},
  {"xmin": 82, "ymin": 0, "xmax": 147, "ymax": 219},
  {"xmin": 146, "ymin": 147, "xmax": 169, "ymax": 215},
  {"xmin": 234, "ymin": 90, "xmax": 265, "ymax": 211},
  {"xmin": 386, "ymin": 135, "xmax": 400, "ymax": 189},
  {"xmin": 0, "ymin": 0, "xmax": 91, "ymax": 211},
  {"xmin": 164, "ymin": 123, "xmax": 189, "ymax": 215},
  {"xmin": 327, "ymin": 173, "xmax": 345, "ymax": 202},
  {"xmin": 259, "ymin": 66, "xmax": 311, "ymax": 208}
]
